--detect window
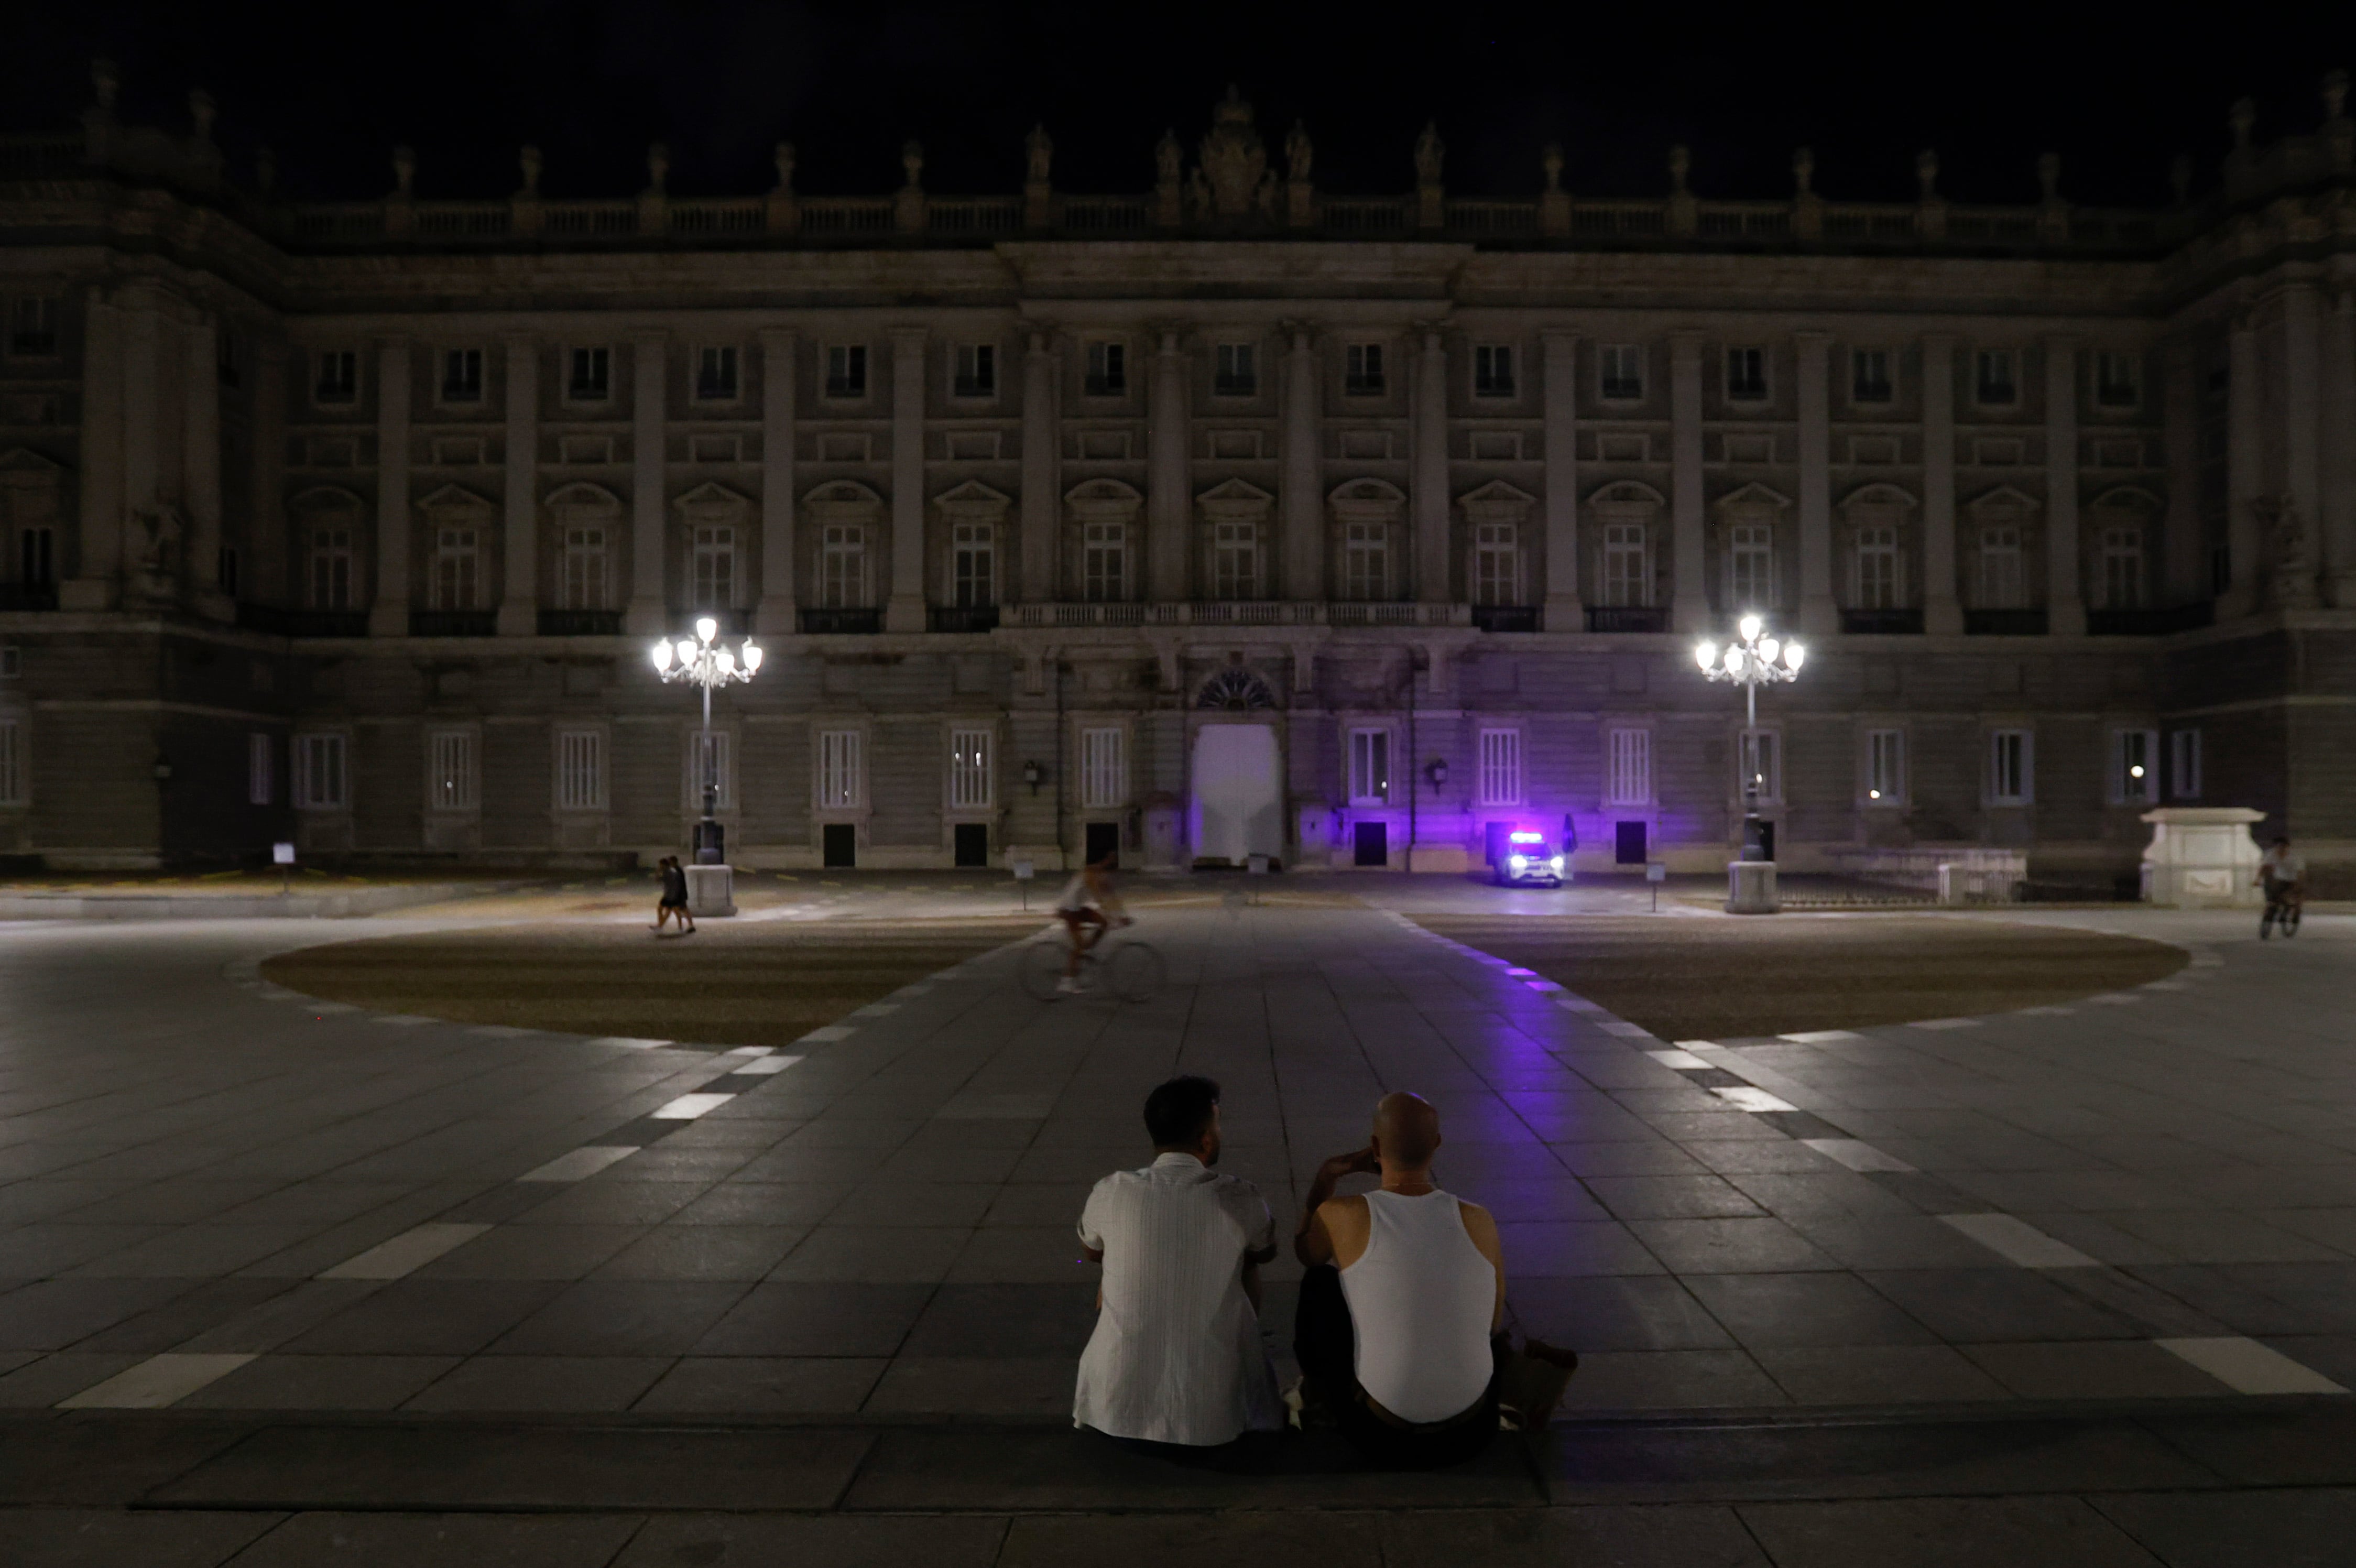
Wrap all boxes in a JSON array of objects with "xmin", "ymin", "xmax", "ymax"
[
  {"xmin": 1978, "ymin": 526, "xmax": 2025, "ymax": 608},
  {"xmin": 294, "ymin": 733, "xmax": 347, "ymax": 811},
  {"xmin": 1601, "ymin": 523, "xmax": 1649, "ymax": 606},
  {"xmin": 430, "ymin": 528, "xmax": 481, "ymax": 611},
  {"xmin": 314, "ymin": 349, "xmax": 358, "ymax": 404},
  {"xmin": 1211, "ymin": 520, "xmax": 1261, "ymax": 599},
  {"xmin": 1725, "ymin": 346, "xmax": 1768, "ymax": 401},
  {"xmin": 1341, "ymin": 521, "xmax": 1389, "ymax": 601},
  {"xmin": 1081, "ymin": 726, "xmax": 1127, "ymax": 808},
  {"xmin": 949, "ymin": 726, "xmax": 993, "ymax": 810},
  {"xmin": 817, "ymin": 729, "xmax": 860, "ymax": 810},
  {"xmin": 692, "ymin": 730, "xmax": 734, "ymax": 810},
  {"xmin": 1083, "ymin": 520, "xmax": 1127, "ymax": 601},
  {"xmin": 2095, "ymin": 352, "xmax": 2141, "ymax": 408},
  {"xmin": 8, "ymin": 297, "xmax": 59, "ymax": 356},
  {"xmin": 2110, "ymin": 728, "xmax": 2159, "ymax": 805},
  {"xmin": 1477, "ymin": 729, "xmax": 1523, "ymax": 805},
  {"xmin": 216, "ymin": 545, "xmax": 239, "ymax": 598},
  {"xmin": 1738, "ymin": 728, "xmax": 1781, "ymax": 804},
  {"xmin": 560, "ymin": 527, "xmax": 607, "ymax": 609},
  {"xmin": 567, "ymin": 346, "xmax": 610, "ymax": 401},
  {"xmin": 557, "ymin": 730, "xmax": 605, "ymax": 810},
  {"xmin": 952, "ymin": 342, "xmax": 995, "ymax": 398},
  {"xmin": 1600, "ymin": 344, "xmax": 1645, "ymax": 400},
  {"xmin": 820, "ymin": 525, "xmax": 868, "ymax": 607},
  {"xmin": 428, "ymin": 731, "xmax": 478, "ymax": 812},
  {"xmin": 691, "ymin": 525, "xmax": 736, "ymax": 611},
  {"xmin": 1726, "ymin": 523, "xmax": 1775, "ymax": 610},
  {"xmin": 1345, "ymin": 342, "xmax": 1386, "ymax": 396},
  {"xmin": 696, "ymin": 345, "xmax": 739, "ymax": 401},
  {"xmin": 824, "ymin": 344, "xmax": 868, "ymax": 398},
  {"xmin": 20, "ymin": 525, "xmax": 55, "ymax": 587},
  {"xmin": 1866, "ymin": 729, "xmax": 1905, "ymax": 804},
  {"xmin": 1851, "ymin": 348, "xmax": 1892, "ymax": 404},
  {"xmin": 2099, "ymin": 527, "xmax": 2145, "ymax": 610},
  {"xmin": 0, "ymin": 645, "xmax": 15, "ymax": 679},
  {"xmin": 952, "ymin": 522, "xmax": 995, "ymax": 607},
  {"xmin": 216, "ymin": 329, "xmax": 243, "ymax": 388},
  {"xmin": 441, "ymin": 348, "xmax": 483, "ymax": 402},
  {"xmin": 1855, "ymin": 526, "xmax": 1901, "ymax": 609},
  {"xmin": 1474, "ymin": 344, "xmax": 1515, "ymax": 397},
  {"xmin": 1606, "ymin": 728, "xmax": 1651, "ymax": 805},
  {"xmin": 1976, "ymin": 349, "xmax": 2017, "ymax": 406},
  {"xmin": 1989, "ymin": 728, "xmax": 2033, "ymax": 805},
  {"xmin": 0, "ymin": 717, "xmax": 19, "ymax": 806},
  {"xmin": 309, "ymin": 529, "xmax": 354, "ymax": 610},
  {"xmin": 1348, "ymin": 728, "xmax": 1391, "ymax": 805},
  {"xmin": 1084, "ymin": 340, "xmax": 1126, "ymax": 396},
  {"xmin": 2169, "ymin": 729, "xmax": 2202, "ymax": 801},
  {"xmin": 1472, "ymin": 522, "xmax": 1521, "ymax": 606},
  {"xmin": 1213, "ymin": 342, "xmax": 1257, "ymax": 396}
]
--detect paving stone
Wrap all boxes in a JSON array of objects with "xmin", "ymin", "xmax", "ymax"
[
  {"xmin": 0, "ymin": 1507, "xmax": 282, "ymax": 1567},
  {"xmin": 1738, "ymin": 1495, "xmax": 2167, "ymax": 1566},
  {"xmin": 220, "ymin": 1511, "xmax": 645, "ymax": 1567},
  {"xmin": 614, "ymin": 1515, "xmax": 1007, "ymax": 1568}
]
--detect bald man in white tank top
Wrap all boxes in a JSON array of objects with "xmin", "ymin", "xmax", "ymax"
[{"xmin": 1294, "ymin": 1092, "xmax": 1576, "ymax": 1464}]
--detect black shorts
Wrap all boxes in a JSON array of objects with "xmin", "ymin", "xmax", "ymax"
[{"xmin": 660, "ymin": 897, "xmax": 688, "ymax": 909}]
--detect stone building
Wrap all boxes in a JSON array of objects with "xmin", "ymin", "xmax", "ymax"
[{"xmin": 1, "ymin": 70, "xmax": 2352, "ymax": 883}]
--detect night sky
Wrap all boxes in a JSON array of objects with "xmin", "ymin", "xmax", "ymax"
[{"xmin": 6, "ymin": 2, "xmax": 2354, "ymax": 210}]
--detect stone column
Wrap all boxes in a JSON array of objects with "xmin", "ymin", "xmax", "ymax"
[
  {"xmin": 1670, "ymin": 331, "xmax": 1708, "ymax": 632},
  {"xmin": 755, "ymin": 327, "xmax": 798, "ymax": 634},
  {"xmin": 1412, "ymin": 327, "xmax": 1449, "ymax": 603},
  {"xmin": 1018, "ymin": 328, "xmax": 1057, "ymax": 603},
  {"xmin": 1921, "ymin": 334, "xmax": 1962, "ymax": 634},
  {"xmin": 623, "ymin": 331, "xmax": 669, "ymax": 635},
  {"xmin": 2223, "ymin": 317, "xmax": 2262, "ymax": 617},
  {"xmin": 1794, "ymin": 331, "xmax": 1836, "ymax": 635},
  {"xmin": 182, "ymin": 317, "xmax": 229, "ymax": 618},
  {"xmin": 2322, "ymin": 291, "xmax": 2356, "ymax": 606},
  {"xmin": 1540, "ymin": 329, "xmax": 1581, "ymax": 628},
  {"xmin": 1149, "ymin": 328, "xmax": 1190, "ymax": 601},
  {"xmin": 1284, "ymin": 325, "xmax": 1324, "ymax": 600},
  {"xmin": 496, "ymin": 335, "xmax": 539, "ymax": 635},
  {"xmin": 120, "ymin": 298, "xmax": 163, "ymax": 586},
  {"xmin": 62, "ymin": 289, "xmax": 124, "ymax": 610},
  {"xmin": 2042, "ymin": 337, "xmax": 2085, "ymax": 635},
  {"xmin": 368, "ymin": 335, "xmax": 412, "ymax": 636},
  {"xmin": 2162, "ymin": 342, "xmax": 2204, "ymax": 606},
  {"xmin": 250, "ymin": 334, "xmax": 288, "ymax": 607},
  {"xmin": 2281, "ymin": 281, "xmax": 2324, "ymax": 598},
  {"xmin": 885, "ymin": 326, "xmax": 928, "ymax": 632}
]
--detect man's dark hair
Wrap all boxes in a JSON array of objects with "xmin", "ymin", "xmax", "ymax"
[{"xmin": 1143, "ymin": 1075, "xmax": 1221, "ymax": 1148}]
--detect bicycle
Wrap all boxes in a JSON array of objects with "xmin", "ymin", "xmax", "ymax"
[
  {"xmin": 2260, "ymin": 890, "xmax": 2303, "ymax": 939},
  {"xmin": 1021, "ymin": 929, "xmax": 1166, "ymax": 1003}
]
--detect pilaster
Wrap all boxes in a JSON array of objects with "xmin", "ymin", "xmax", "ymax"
[
  {"xmin": 624, "ymin": 330, "xmax": 668, "ymax": 636},
  {"xmin": 2322, "ymin": 290, "xmax": 2356, "ymax": 606},
  {"xmin": 2162, "ymin": 342, "xmax": 2204, "ymax": 607},
  {"xmin": 755, "ymin": 328, "xmax": 798, "ymax": 634},
  {"xmin": 885, "ymin": 325, "xmax": 928, "ymax": 633},
  {"xmin": 1283, "ymin": 324, "xmax": 1323, "ymax": 600},
  {"xmin": 1794, "ymin": 330, "xmax": 1836, "ymax": 636},
  {"xmin": 250, "ymin": 334, "xmax": 288, "ymax": 607},
  {"xmin": 368, "ymin": 335, "xmax": 411, "ymax": 636},
  {"xmin": 1411, "ymin": 326, "xmax": 1448, "ymax": 603},
  {"xmin": 1540, "ymin": 330, "xmax": 1581, "ymax": 629},
  {"xmin": 1921, "ymin": 334, "xmax": 1962, "ymax": 634},
  {"xmin": 1018, "ymin": 328, "xmax": 1057, "ymax": 602},
  {"xmin": 1669, "ymin": 331, "xmax": 1708, "ymax": 633},
  {"xmin": 61, "ymin": 290, "xmax": 122, "ymax": 611},
  {"xmin": 2042, "ymin": 336, "xmax": 2085, "ymax": 636},
  {"xmin": 2223, "ymin": 318, "xmax": 2262, "ymax": 618},
  {"xmin": 2281, "ymin": 280, "xmax": 2324, "ymax": 607},
  {"xmin": 496, "ymin": 335, "xmax": 538, "ymax": 635},
  {"xmin": 182, "ymin": 315, "xmax": 230, "ymax": 621},
  {"xmin": 1148, "ymin": 328, "xmax": 1190, "ymax": 601}
]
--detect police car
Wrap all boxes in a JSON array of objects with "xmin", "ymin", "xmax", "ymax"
[{"xmin": 1494, "ymin": 830, "xmax": 1567, "ymax": 887}]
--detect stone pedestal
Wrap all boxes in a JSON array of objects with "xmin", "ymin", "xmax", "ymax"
[
  {"xmin": 1726, "ymin": 859, "xmax": 1780, "ymax": 914},
  {"xmin": 684, "ymin": 864, "xmax": 737, "ymax": 917},
  {"xmin": 2140, "ymin": 808, "xmax": 2265, "ymax": 908}
]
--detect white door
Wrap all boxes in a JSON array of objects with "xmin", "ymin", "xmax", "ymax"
[{"xmin": 1189, "ymin": 723, "xmax": 1283, "ymax": 866}]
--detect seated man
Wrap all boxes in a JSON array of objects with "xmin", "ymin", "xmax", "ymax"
[
  {"xmin": 1074, "ymin": 1075, "xmax": 1282, "ymax": 1447},
  {"xmin": 1294, "ymin": 1091, "xmax": 1576, "ymax": 1465}
]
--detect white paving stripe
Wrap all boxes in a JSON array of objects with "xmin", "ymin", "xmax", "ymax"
[
  {"xmin": 731, "ymin": 1053, "xmax": 803, "ymax": 1075},
  {"xmin": 1803, "ymin": 1137, "xmax": 1917, "ymax": 1173},
  {"xmin": 1939, "ymin": 1212, "xmax": 2102, "ymax": 1269},
  {"xmin": 372, "ymin": 1015, "xmax": 432, "ymax": 1027},
  {"xmin": 2020, "ymin": 1005, "xmax": 2078, "ymax": 1016},
  {"xmin": 318, "ymin": 1222, "xmax": 493, "ymax": 1280},
  {"xmin": 57, "ymin": 1353, "xmax": 256, "ymax": 1410},
  {"xmin": 517, "ymin": 1145, "xmax": 640, "ymax": 1182},
  {"xmin": 1645, "ymin": 1048, "xmax": 1714, "ymax": 1071},
  {"xmin": 1910, "ymin": 1017, "xmax": 1982, "ymax": 1031},
  {"xmin": 1711, "ymin": 1085, "xmax": 1798, "ymax": 1114},
  {"xmin": 1554, "ymin": 996, "xmax": 1607, "ymax": 1014},
  {"xmin": 2155, "ymin": 1337, "xmax": 2349, "ymax": 1396},
  {"xmin": 583, "ymin": 1036, "xmax": 671, "ymax": 1050},
  {"xmin": 651, "ymin": 1092, "xmax": 735, "ymax": 1120},
  {"xmin": 1780, "ymin": 1029, "xmax": 1866, "ymax": 1043},
  {"xmin": 1597, "ymin": 1020, "xmax": 1655, "ymax": 1038},
  {"xmin": 799, "ymin": 1025, "xmax": 855, "ymax": 1042}
]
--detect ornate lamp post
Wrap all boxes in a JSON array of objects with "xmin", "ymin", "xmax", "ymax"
[
  {"xmin": 1694, "ymin": 613, "xmax": 1805, "ymax": 911},
  {"xmin": 651, "ymin": 617, "xmax": 762, "ymax": 908}
]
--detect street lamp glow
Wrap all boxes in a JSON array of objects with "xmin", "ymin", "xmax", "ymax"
[
  {"xmin": 1759, "ymin": 636, "xmax": 1780, "ymax": 665},
  {"xmin": 695, "ymin": 616, "xmax": 718, "ymax": 644},
  {"xmin": 1695, "ymin": 641, "xmax": 1718, "ymax": 670},
  {"xmin": 743, "ymin": 641, "xmax": 763, "ymax": 673},
  {"xmin": 676, "ymin": 638, "xmax": 697, "ymax": 666},
  {"xmin": 650, "ymin": 640, "xmax": 673, "ymax": 673},
  {"xmin": 1784, "ymin": 641, "xmax": 1806, "ymax": 671},
  {"xmin": 1738, "ymin": 613, "xmax": 1763, "ymax": 643}
]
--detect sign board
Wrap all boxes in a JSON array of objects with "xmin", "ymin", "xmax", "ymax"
[
  {"xmin": 1645, "ymin": 861, "xmax": 1667, "ymax": 883},
  {"xmin": 272, "ymin": 842, "xmax": 297, "ymax": 866},
  {"xmin": 1011, "ymin": 858, "xmax": 1034, "ymax": 881}
]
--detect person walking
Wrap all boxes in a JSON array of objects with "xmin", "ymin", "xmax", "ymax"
[{"xmin": 653, "ymin": 856, "xmax": 695, "ymax": 935}]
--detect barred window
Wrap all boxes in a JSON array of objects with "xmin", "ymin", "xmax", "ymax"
[
  {"xmin": 817, "ymin": 729, "xmax": 860, "ymax": 810},
  {"xmin": 1477, "ymin": 728, "xmax": 1523, "ymax": 806},
  {"xmin": 1989, "ymin": 729, "xmax": 2033, "ymax": 805},
  {"xmin": 1866, "ymin": 729, "xmax": 1904, "ymax": 804},
  {"xmin": 556, "ymin": 730, "xmax": 604, "ymax": 811},
  {"xmin": 1348, "ymin": 728, "xmax": 1390, "ymax": 805},
  {"xmin": 0, "ymin": 717, "xmax": 23, "ymax": 805},
  {"xmin": 1081, "ymin": 726, "xmax": 1126, "ymax": 809},
  {"xmin": 294, "ymin": 733, "xmax": 346, "ymax": 810},
  {"xmin": 949, "ymin": 727, "xmax": 993, "ymax": 810},
  {"xmin": 428, "ymin": 731, "xmax": 478, "ymax": 811},
  {"xmin": 248, "ymin": 733, "xmax": 273, "ymax": 807},
  {"xmin": 2110, "ymin": 728, "xmax": 2159, "ymax": 806},
  {"xmin": 1738, "ymin": 728, "xmax": 1781, "ymax": 804},
  {"xmin": 1606, "ymin": 729, "xmax": 1651, "ymax": 806}
]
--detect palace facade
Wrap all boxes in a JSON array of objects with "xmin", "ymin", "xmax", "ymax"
[{"xmin": 1, "ymin": 72, "xmax": 2353, "ymax": 884}]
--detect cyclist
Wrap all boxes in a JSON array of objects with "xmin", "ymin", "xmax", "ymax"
[
  {"xmin": 1054, "ymin": 848, "xmax": 1131, "ymax": 995},
  {"xmin": 2257, "ymin": 835, "xmax": 2306, "ymax": 934}
]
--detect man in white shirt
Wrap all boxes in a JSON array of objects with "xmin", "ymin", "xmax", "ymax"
[
  {"xmin": 2259, "ymin": 836, "xmax": 2306, "ymax": 902},
  {"xmin": 1074, "ymin": 1075, "xmax": 1282, "ymax": 1447}
]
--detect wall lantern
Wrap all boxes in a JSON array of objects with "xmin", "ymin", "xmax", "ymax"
[
  {"xmin": 1425, "ymin": 757, "xmax": 1449, "ymax": 793},
  {"xmin": 1022, "ymin": 759, "xmax": 1045, "ymax": 795}
]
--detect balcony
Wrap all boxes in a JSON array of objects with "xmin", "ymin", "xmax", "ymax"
[
  {"xmin": 0, "ymin": 582, "xmax": 58, "ymax": 611},
  {"xmin": 2088, "ymin": 602, "xmax": 2214, "ymax": 636},
  {"xmin": 1964, "ymin": 608, "xmax": 2049, "ymax": 636},
  {"xmin": 1585, "ymin": 605, "xmax": 1667, "ymax": 633},
  {"xmin": 929, "ymin": 604, "xmax": 1000, "ymax": 633},
  {"xmin": 800, "ymin": 607, "xmax": 882, "ymax": 635},
  {"xmin": 1471, "ymin": 605, "xmax": 1541, "ymax": 634},
  {"xmin": 538, "ymin": 609, "xmax": 623, "ymax": 636},
  {"xmin": 1840, "ymin": 607, "xmax": 1924, "ymax": 635},
  {"xmin": 409, "ymin": 609, "xmax": 497, "ymax": 637}
]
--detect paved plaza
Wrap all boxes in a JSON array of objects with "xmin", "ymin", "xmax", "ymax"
[{"xmin": 1, "ymin": 878, "xmax": 2353, "ymax": 1562}]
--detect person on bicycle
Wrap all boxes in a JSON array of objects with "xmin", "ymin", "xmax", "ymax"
[
  {"xmin": 2258, "ymin": 836, "xmax": 2306, "ymax": 914},
  {"xmin": 1054, "ymin": 849, "xmax": 1130, "ymax": 995}
]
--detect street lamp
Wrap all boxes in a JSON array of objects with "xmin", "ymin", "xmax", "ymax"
[
  {"xmin": 651, "ymin": 616, "xmax": 762, "ymax": 867},
  {"xmin": 1695, "ymin": 613, "xmax": 1805, "ymax": 888}
]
